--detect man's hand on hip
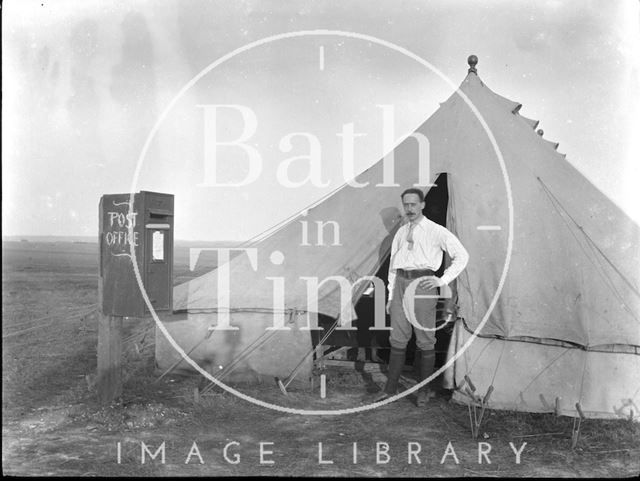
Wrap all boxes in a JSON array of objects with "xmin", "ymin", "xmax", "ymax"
[{"xmin": 419, "ymin": 276, "xmax": 445, "ymax": 290}]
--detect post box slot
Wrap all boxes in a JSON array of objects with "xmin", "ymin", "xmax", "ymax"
[{"xmin": 149, "ymin": 209, "xmax": 173, "ymax": 217}]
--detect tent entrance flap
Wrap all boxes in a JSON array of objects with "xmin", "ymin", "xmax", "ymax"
[{"xmin": 313, "ymin": 174, "xmax": 453, "ymax": 360}]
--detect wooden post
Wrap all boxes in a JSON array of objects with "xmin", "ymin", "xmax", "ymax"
[
  {"xmin": 97, "ymin": 312, "xmax": 123, "ymax": 403},
  {"xmin": 97, "ymin": 273, "xmax": 123, "ymax": 404}
]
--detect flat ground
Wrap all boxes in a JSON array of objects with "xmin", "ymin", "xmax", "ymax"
[{"xmin": 2, "ymin": 240, "xmax": 639, "ymax": 477}]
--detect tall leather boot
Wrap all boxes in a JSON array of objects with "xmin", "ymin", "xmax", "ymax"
[
  {"xmin": 372, "ymin": 347, "xmax": 406, "ymax": 402},
  {"xmin": 416, "ymin": 348, "xmax": 436, "ymax": 407}
]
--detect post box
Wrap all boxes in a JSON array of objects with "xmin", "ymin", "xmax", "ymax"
[{"xmin": 99, "ymin": 191, "xmax": 174, "ymax": 317}]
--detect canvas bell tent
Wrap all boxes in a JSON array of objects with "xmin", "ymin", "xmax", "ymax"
[{"xmin": 157, "ymin": 57, "xmax": 640, "ymax": 420}]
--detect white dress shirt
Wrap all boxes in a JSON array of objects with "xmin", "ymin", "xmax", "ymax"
[{"xmin": 388, "ymin": 215, "xmax": 469, "ymax": 299}]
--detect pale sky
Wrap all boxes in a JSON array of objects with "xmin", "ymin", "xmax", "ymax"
[{"xmin": 3, "ymin": 0, "xmax": 639, "ymax": 241}]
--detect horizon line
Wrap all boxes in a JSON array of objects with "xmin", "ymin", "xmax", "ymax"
[{"xmin": 2, "ymin": 235, "xmax": 245, "ymax": 244}]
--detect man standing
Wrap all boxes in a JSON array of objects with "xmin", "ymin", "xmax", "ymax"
[{"xmin": 373, "ymin": 188, "xmax": 469, "ymax": 406}]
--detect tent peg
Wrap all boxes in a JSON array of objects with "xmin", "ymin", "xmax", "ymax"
[
  {"xmin": 465, "ymin": 384, "xmax": 495, "ymax": 439},
  {"xmin": 464, "ymin": 374, "xmax": 476, "ymax": 392},
  {"xmin": 193, "ymin": 387, "xmax": 200, "ymax": 404},
  {"xmin": 571, "ymin": 403, "xmax": 585, "ymax": 449},
  {"xmin": 483, "ymin": 385, "xmax": 494, "ymax": 404},
  {"xmin": 275, "ymin": 377, "xmax": 289, "ymax": 396}
]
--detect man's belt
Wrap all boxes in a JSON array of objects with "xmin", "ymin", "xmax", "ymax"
[{"xmin": 396, "ymin": 268, "xmax": 435, "ymax": 279}]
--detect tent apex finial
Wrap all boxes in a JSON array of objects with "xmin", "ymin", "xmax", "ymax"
[{"xmin": 467, "ymin": 55, "xmax": 478, "ymax": 74}]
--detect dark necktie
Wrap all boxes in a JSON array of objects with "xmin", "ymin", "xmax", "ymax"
[{"xmin": 407, "ymin": 222, "xmax": 415, "ymax": 250}]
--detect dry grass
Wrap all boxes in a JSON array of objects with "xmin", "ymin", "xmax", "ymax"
[{"xmin": 2, "ymin": 240, "xmax": 639, "ymax": 477}]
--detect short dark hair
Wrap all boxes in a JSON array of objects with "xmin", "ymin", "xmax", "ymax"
[{"xmin": 401, "ymin": 188, "xmax": 425, "ymax": 202}]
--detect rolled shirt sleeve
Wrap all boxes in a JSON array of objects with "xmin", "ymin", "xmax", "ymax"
[{"xmin": 438, "ymin": 229, "xmax": 469, "ymax": 285}]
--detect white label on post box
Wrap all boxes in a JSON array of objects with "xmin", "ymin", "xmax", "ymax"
[{"xmin": 152, "ymin": 230, "xmax": 165, "ymax": 261}]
